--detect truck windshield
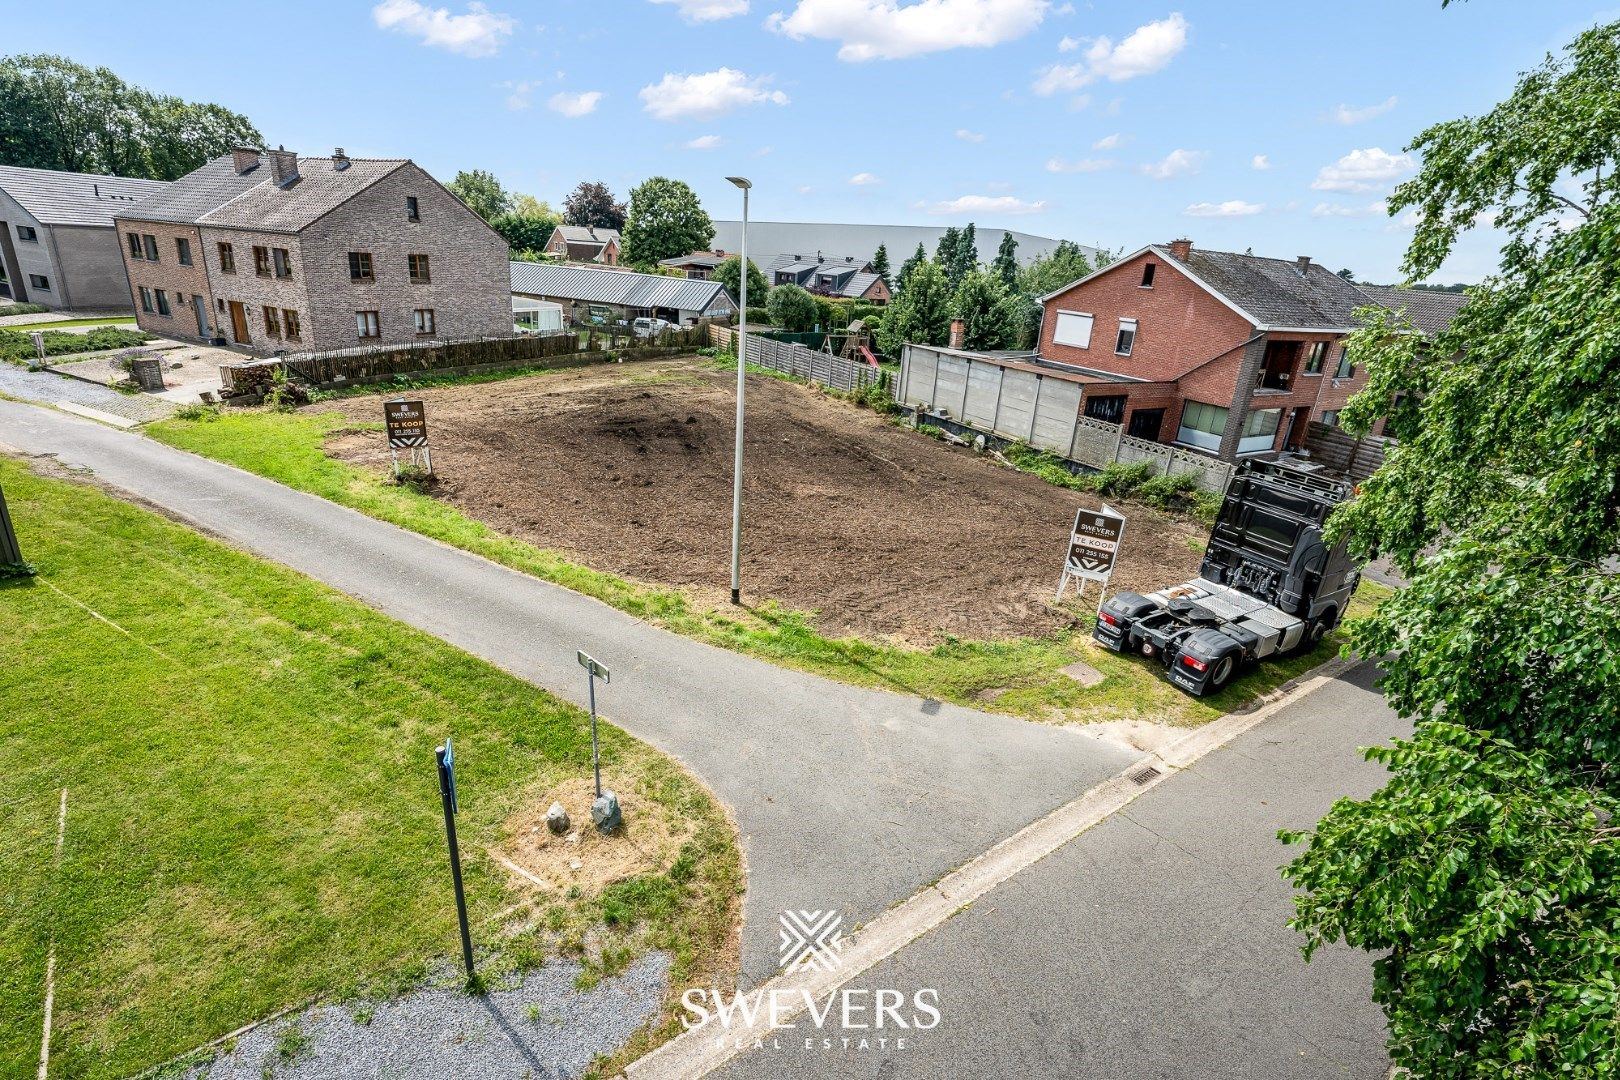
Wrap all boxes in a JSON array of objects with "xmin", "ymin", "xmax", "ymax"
[{"xmin": 1243, "ymin": 508, "xmax": 1301, "ymax": 553}]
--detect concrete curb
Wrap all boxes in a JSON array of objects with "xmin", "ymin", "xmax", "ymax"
[{"xmin": 625, "ymin": 656, "xmax": 1362, "ymax": 1080}]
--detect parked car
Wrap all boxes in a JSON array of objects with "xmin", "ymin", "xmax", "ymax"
[{"xmin": 633, "ymin": 317, "xmax": 677, "ymax": 338}]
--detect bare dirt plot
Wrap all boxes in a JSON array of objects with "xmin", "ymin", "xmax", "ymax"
[{"xmin": 321, "ymin": 359, "xmax": 1205, "ymax": 642}]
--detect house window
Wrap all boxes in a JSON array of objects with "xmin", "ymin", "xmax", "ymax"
[
  {"xmin": 253, "ymin": 246, "xmax": 272, "ymax": 276},
  {"xmin": 1334, "ymin": 348, "xmax": 1355, "ymax": 379},
  {"xmin": 263, "ymin": 307, "xmax": 281, "ymax": 338},
  {"xmin": 1303, "ymin": 341, "xmax": 1326, "ymax": 374},
  {"xmin": 155, "ymin": 289, "xmax": 171, "ymax": 316},
  {"xmin": 273, "ymin": 248, "xmax": 292, "ymax": 279},
  {"xmin": 1175, "ymin": 400, "xmax": 1228, "ymax": 451},
  {"xmin": 1114, "ymin": 318, "xmax": 1138, "ymax": 356},
  {"xmin": 1139, "ymin": 262, "xmax": 1155, "ymax": 288},
  {"xmin": 1083, "ymin": 394, "xmax": 1127, "ymax": 424},
  {"xmin": 218, "ymin": 243, "xmax": 236, "ymax": 274},
  {"xmin": 142, "ymin": 235, "xmax": 159, "ymax": 261},
  {"xmin": 1239, "ymin": 408, "xmax": 1282, "ymax": 454},
  {"xmin": 356, "ymin": 310, "xmax": 380, "ymax": 338},
  {"xmin": 414, "ymin": 308, "xmax": 436, "ymax": 335},
  {"xmin": 408, "ymin": 253, "xmax": 431, "ymax": 284},
  {"xmin": 138, "ymin": 286, "xmax": 153, "ymax": 313},
  {"xmin": 28, "ymin": 274, "xmax": 50, "ymax": 291},
  {"xmin": 176, "ymin": 238, "xmax": 192, "ymax": 265},
  {"xmin": 406, "ymin": 196, "xmax": 420, "ymax": 222},
  {"xmin": 17, "ymin": 225, "xmax": 37, "ymax": 242},
  {"xmin": 1319, "ymin": 410, "xmax": 1340, "ymax": 428},
  {"xmin": 348, "ymin": 252, "xmax": 373, "ymax": 281},
  {"xmin": 1052, "ymin": 310, "xmax": 1094, "ymax": 348},
  {"xmin": 283, "ymin": 309, "xmax": 301, "ymax": 340},
  {"xmin": 128, "ymin": 233, "xmax": 143, "ymax": 258}
]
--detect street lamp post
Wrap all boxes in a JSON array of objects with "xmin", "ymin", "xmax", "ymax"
[{"xmin": 725, "ymin": 176, "xmax": 751, "ymax": 606}]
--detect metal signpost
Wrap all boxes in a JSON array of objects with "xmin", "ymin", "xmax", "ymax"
[
  {"xmin": 1056, "ymin": 503, "xmax": 1128, "ymax": 611},
  {"xmin": 384, "ymin": 399, "xmax": 432, "ymax": 477},
  {"xmin": 434, "ymin": 737, "xmax": 475, "ymax": 983},
  {"xmin": 576, "ymin": 650, "xmax": 611, "ymax": 797}
]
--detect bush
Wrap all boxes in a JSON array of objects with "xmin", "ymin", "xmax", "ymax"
[
  {"xmin": 1094, "ymin": 460, "xmax": 1157, "ymax": 496},
  {"xmin": 745, "ymin": 306, "xmax": 771, "ymax": 325},
  {"xmin": 1, "ymin": 302, "xmax": 51, "ymax": 316},
  {"xmin": 1135, "ymin": 471, "xmax": 1203, "ymax": 512},
  {"xmin": 766, "ymin": 284, "xmax": 819, "ymax": 333},
  {"xmin": 0, "ymin": 325, "xmax": 151, "ymax": 364}
]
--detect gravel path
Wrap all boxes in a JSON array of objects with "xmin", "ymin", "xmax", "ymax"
[
  {"xmin": 184, "ymin": 953, "xmax": 671, "ymax": 1080},
  {"xmin": 0, "ymin": 363, "xmax": 177, "ymax": 423}
]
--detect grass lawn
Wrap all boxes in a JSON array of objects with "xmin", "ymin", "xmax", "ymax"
[
  {"xmin": 2, "ymin": 317, "xmax": 139, "ymax": 332},
  {"xmin": 149, "ymin": 405, "xmax": 1390, "ymax": 730},
  {"xmin": 0, "ymin": 458, "xmax": 740, "ymax": 1079}
]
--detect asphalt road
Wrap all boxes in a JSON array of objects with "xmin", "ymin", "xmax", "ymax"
[
  {"xmin": 0, "ymin": 400, "xmax": 1137, "ymax": 985},
  {"xmin": 715, "ymin": 662, "xmax": 1401, "ymax": 1079}
]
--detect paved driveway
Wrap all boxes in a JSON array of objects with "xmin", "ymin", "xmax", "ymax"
[{"xmin": 0, "ymin": 400, "xmax": 1137, "ymax": 984}]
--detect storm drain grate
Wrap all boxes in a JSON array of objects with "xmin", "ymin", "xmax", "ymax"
[{"xmin": 1129, "ymin": 765, "xmax": 1163, "ymax": 786}]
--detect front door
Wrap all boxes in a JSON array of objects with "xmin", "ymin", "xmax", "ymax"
[
  {"xmin": 228, "ymin": 301, "xmax": 249, "ymax": 345},
  {"xmin": 192, "ymin": 295, "xmax": 209, "ymax": 339},
  {"xmin": 1127, "ymin": 408, "xmax": 1165, "ymax": 441},
  {"xmin": 1284, "ymin": 406, "xmax": 1311, "ymax": 450}
]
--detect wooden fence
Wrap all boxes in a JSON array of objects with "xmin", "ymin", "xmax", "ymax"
[
  {"xmin": 1302, "ymin": 422, "xmax": 1389, "ymax": 481},
  {"xmin": 709, "ymin": 324, "xmax": 882, "ymax": 393},
  {"xmin": 896, "ymin": 343, "xmax": 1235, "ymax": 493}
]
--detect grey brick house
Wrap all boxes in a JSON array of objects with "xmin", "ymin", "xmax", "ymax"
[
  {"xmin": 0, "ymin": 165, "xmax": 168, "ymax": 311},
  {"xmin": 117, "ymin": 148, "xmax": 510, "ymax": 353}
]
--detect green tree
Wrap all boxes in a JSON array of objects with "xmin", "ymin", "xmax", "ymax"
[
  {"xmin": 563, "ymin": 179, "xmax": 627, "ymax": 230},
  {"xmin": 0, "ymin": 54, "xmax": 260, "ymax": 180},
  {"xmin": 714, "ymin": 255, "xmax": 768, "ymax": 305},
  {"xmin": 766, "ymin": 283, "xmax": 819, "ymax": 332},
  {"xmin": 878, "ymin": 260, "xmax": 952, "ymax": 355},
  {"xmin": 896, "ymin": 242, "xmax": 928, "ymax": 293},
  {"xmin": 933, "ymin": 226, "xmax": 960, "ymax": 270},
  {"xmin": 1281, "ymin": 21, "xmax": 1620, "ymax": 1077},
  {"xmin": 622, "ymin": 176, "xmax": 714, "ymax": 266},
  {"xmin": 872, "ymin": 243, "xmax": 892, "ymax": 288},
  {"xmin": 447, "ymin": 170, "xmax": 510, "ymax": 222},
  {"xmin": 951, "ymin": 270, "xmax": 1013, "ymax": 351},
  {"xmin": 944, "ymin": 222, "xmax": 978, "ymax": 289},
  {"xmin": 1017, "ymin": 240, "xmax": 1094, "ymax": 298},
  {"xmin": 992, "ymin": 232, "xmax": 1019, "ymax": 291}
]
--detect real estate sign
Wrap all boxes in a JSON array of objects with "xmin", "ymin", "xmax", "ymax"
[
  {"xmin": 384, "ymin": 399, "xmax": 429, "ymax": 448},
  {"xmin": 1058, "ymin": 503, "xmax": 1127, "ymax": 606}
]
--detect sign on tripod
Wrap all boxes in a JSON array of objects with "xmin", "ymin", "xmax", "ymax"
[
  {"xmin": 1056, "ymin": 503, "xmax": 1127, "ymax": 609},
  {"xmin": 384, "ymin": 399, "xmax": 432, "ymax": 477}
]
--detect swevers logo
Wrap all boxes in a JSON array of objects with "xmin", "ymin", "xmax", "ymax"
[
  {"xmin": 778, "ymin": 910, "xmax": 844, "ymax": 973},
  {"xmin": 681, "ymin": 909, "xmax": 940, "ymax": 1054}
]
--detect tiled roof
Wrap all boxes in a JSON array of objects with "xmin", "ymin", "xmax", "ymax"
[
  {"xmin": 510, "ymin": 261, "xmax": 737, "ymax": 313},
  {"xmin": 1354, "ymin": 284, "xmax": 1467, "ymax": 337},
  {"xmin": 1170, "ymin": 246, "xmax": 1372, "ymax": 329},
  {"xmin": 0, "ymin": 165, "xmax": 168, "ymax": 227},
  {"xmin": 554, "ymin": 224, "xmax": 620, "ymax": 244},
  {"xmin": 117, "ymin": 154, "xmax": 409, "ymax": 233},
  {"xmin": 839, "ymin": 272, "xmax": 882, "ymax": 299},
  {"xmin": 659, "ymin": 252, "xmax": 727, "ymax": 269}
]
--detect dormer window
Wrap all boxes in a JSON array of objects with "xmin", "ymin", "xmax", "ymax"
[{"xmin": 1140, "ymin": 262, "xmax": 1156, "ymax": 288}]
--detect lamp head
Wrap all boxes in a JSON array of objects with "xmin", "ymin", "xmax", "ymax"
[{"xmin": 726, "ymin": 176, "xmax": 752, "ymax": 190}]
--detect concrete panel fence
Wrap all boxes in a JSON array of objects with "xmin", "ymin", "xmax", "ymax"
[{"xmin": 897, "ymin": 343, "xmax": 1235, "ymax": 494}]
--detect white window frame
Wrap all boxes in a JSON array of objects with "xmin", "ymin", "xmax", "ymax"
[
  {"xmin": 1052, "ymin": 309, "xmax": 1094, "ymax": 349},
  {"xmin": 1115, "ymin": 317, "xmax": 1138, "ymax": 357}
]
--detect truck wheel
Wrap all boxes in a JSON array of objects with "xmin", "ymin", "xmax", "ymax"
[{"xmin": 1208, "ymin": 655, "xmax": 1235, "ymax": 692}]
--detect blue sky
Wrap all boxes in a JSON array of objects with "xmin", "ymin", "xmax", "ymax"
[{"xmin": 12, "ymin": 0, "xmax": 1615, "ymax": 281}]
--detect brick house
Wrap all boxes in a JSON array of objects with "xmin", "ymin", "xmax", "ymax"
[
  {"xmin": 542, "ymin": 225, "xmax": 621, "ymax": 265},
  {"xmin": 767, "ymin": 253, "xmax": 891, "ymax": 305},
  {"xmin": 1026, "ymin": 239, "xmax": 1400, "ymax": 461},
  {"xmin": 116, "ymin": 148, "xmax": 510, "ymax": 354}
]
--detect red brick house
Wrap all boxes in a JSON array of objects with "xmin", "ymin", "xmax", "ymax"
[
  {"xmin": 1025, "ymin": 239, "xmax": 1393, "ymax": 461},
  {"xmin": 543, "ymin": 225, "xmax": 620, "ymax": 265}
]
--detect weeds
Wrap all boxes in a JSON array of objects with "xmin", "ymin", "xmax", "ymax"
[
  {"xmin": 273, "ymin": 1024, "xmax": 310, "ymax": 1063},
  {"xmin": 173, "ymin": 402, "xmax": 222, "ymax": 422}
]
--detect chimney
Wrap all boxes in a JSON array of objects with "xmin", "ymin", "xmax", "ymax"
[
  {"xmin": 231, "ymin": 147, "xmax": 262, "ymax": 175},
  {"xmin": 1295, "ymin": 255, "xmax": 1312, "ymax": 275},
  {"xmin": 332, "ymin": 148, "xmax": 351, "ymax": 172},
  {"xmin": 1168, "ymin": 238, "xmax": 1193, "ymax": 261},
  {"xmin": 269, "ymin": 146, "xmax": 300, "ymax": 187},
  {"xmin": 949, "ymin": 318, "xmax": 965, "ymax": 350}
]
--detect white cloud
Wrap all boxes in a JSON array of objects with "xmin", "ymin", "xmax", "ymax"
[
  {"xmin": 547, "ymin": 89, "xmax": 603, "ymax": 117},
  {"xmin": 639, "ymin": 68, "xmax": 789, "ymax": 120},
  {"xmin": 1311, "ymin": 200, "xmax": 1387, "ymax": 218},
  {"xmin": 1092, "ymin": 132, "xmax": 1122, "ymax": 150},
  {"xmin": 956, "ymin": 128, "xmax": 986, "ymax": 142},
  {"xmin": 1328, "ymin": 95, "xmax": 1397, "ymax": 125},
  {"xmin": 798, "ymin": 184, "xmax": 815, "ymax": 194},
  {"xmin": 505, "ymin": 81, "xmax": 535, "ymax": 110},
  {"xmin": 922, "ymin": 194, "xmax": 1048, "ymax": 215},
  {"xmin": 1033, "ymin": 12, "xmax": 1188, "ymax": 94},
  {"xmin": 768, "ymin": 0, "xmax": 1049, "ymax": 62},
  {"xmin": 1184, "ymin": 200, "xmax": 1264, "ymax": 217},
  {"xmin": 1139, "ymin": 148, "xmax": 1205, "ymax": 179},
  {"xmin": 685, "ymin": 134, "xmax": 724, "ymax": 149},
  {"xmin": 1045, "ymin": 156, "xmax": 1114, "ymax": 173},
  {"xmin": 849, "ymin": 172, "xmax": 881, "ymax": 185},
  {"xmin": 372, "ymin": 0, "xmax": 515, "ymax": 57},
  {"xmin": 1250, "ymin": 153, "xmax": 1270, "ymax": 170},
  {"xmin": 1058, "ymin": 34, "xmax": 1080, "ymax": 51},
  {"xmin": 650, "ymin": 0, "xmax": 750, "ymax": 21},
  {"xmin": 1311, "ymin": 147, "xmax": 1414, "ymax": 192}
]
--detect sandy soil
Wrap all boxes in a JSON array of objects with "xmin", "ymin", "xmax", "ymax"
[{"xmin": 321, "ymin": 359, "xmax": 1205, "ymax": 642}]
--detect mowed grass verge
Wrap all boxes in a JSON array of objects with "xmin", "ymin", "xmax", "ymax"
[
  {"xmin": 149, "ymin": 407, "xmax": 1389, "ymax": 729},
  {"xmin": 0, "ymin": 458, "xmax": 740, "ymax": 1078}
]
